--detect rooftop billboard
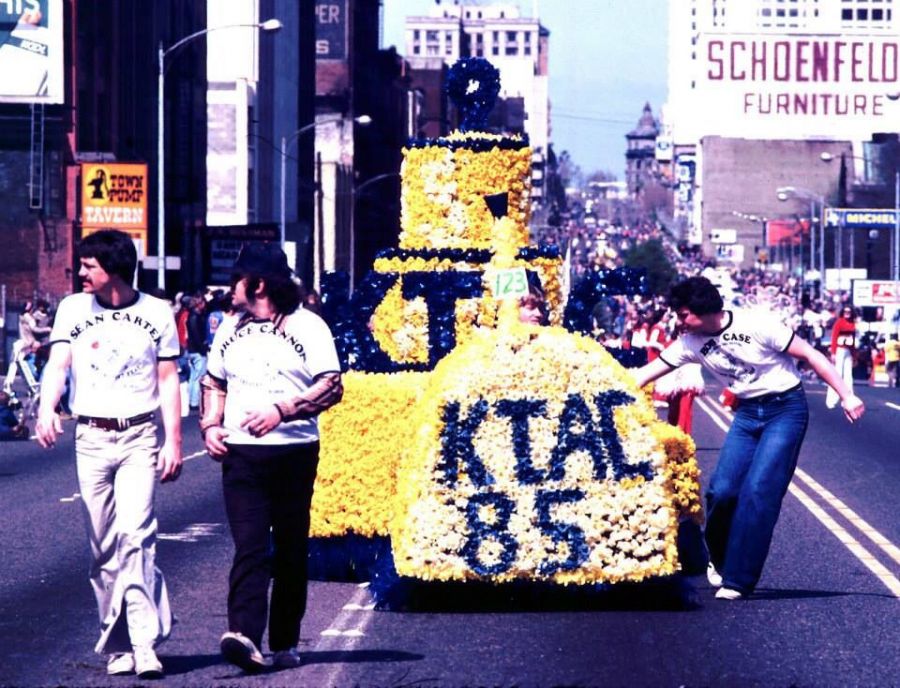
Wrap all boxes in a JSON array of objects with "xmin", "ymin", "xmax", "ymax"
[{"xmin": 0, "ymin": 0, "xmax": 64, "ymax": 104}]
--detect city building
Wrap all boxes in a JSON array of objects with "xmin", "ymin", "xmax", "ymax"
[
  {"xmin": 625, "ymin": 103, "xmax": 661, "ymax": 199},
  {"xmin": 665, "ymin": 0, "xmax": 900, "ymax": 276},
  {"xmin": 403, "ymin": 0, "xmax": 550, "ymax": 154},
  {"xmin": 0, "ymin": 0, "xmax": 209, "ymax": 308}
]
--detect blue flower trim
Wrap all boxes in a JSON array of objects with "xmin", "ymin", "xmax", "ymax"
[
  {"xmin": 563, "ymin": 268, "xmax": 649, "ymax": 335},
  {"xmin": 405, "ymin": 135, "xmax": 531, "ymax": 152},
  {"xmin": 445, "ymin": 57, "xmax": 502, "ymax": 132},
  {"xmin": 375, "ymin": 247, "xmax": 494, "ymax": 264}
]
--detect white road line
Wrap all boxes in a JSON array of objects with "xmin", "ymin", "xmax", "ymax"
[
  {"xmin": 788, "ymin": 483, "xmax": 900, "ymax": 598},
  {"xmin": 886, "ymin": 402, "xmax": 900, "ymax": 412},
  {"xmin": 696, "ymin": 394, "xmax": 900, "ymax": 598},
  {"xmin": 315, "ymin": 584, "xmax": 376, "ymax": 687},
  {"xmin": 793, "ymin": 468, "xmax": 900, "ymax": 567},
  {"xmin": 342, "ymin": 602, "xmax": 376, "ymax": 611},
  {"xmin": 696, "ymin": 396, "xmax": 730, "ymax": 433},
  {"xmin": 59, "ymin": 492, "xmax": 80, "ymax": 503}
]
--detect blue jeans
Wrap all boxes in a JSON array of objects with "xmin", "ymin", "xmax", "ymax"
[
  {"xmin": 705, "ymin": 385, "xmax": 808, "ymax": 593},
  {"xmin": 187, "ymin": 352, "xmax": 207, "ymax": 408}
]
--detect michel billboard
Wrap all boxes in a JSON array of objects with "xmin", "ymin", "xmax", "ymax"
[{"xmin": 0, "ymin": 0, "xmax": 64, "ymax": 104}]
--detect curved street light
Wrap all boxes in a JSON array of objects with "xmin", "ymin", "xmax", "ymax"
[
  {"xmin": 156, "ymin": 18, "xmax": 282, "ymax": 290},
  {"xmin": 279, "ymin": 114, "xmax": 372, "ymax": 250},
  {"xmin": 348, "ymin": 171, "xmax": 399, "ymax": 291}
]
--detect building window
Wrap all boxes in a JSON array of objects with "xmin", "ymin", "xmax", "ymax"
[
  {"xmin": 413, "ymin": 45, "xmax": 420, "ymax": 55},
  {"xmin": 507, "ymin": 31, "xmax": 517, "ymax": 41},
  {"xmin": 426, "ymin": 30, "xmax": 438, "ymax": 41},
  {"xmin": 506, "ymin": 44, "xmax": 518, "ymax": 55},
  {"xmin": 413, "ymin": 30, "xmax": 420, "ymax": 40},
  {"xmin": 492, "ymin": 45, "xmax": 499, "ymax": 56}
]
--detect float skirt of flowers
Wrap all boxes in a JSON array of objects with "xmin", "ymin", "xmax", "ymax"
[{"xmin": 390, "ymin": 324, "xmax": 702, "ymax": 586}]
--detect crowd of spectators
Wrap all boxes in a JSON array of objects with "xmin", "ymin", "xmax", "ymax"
[{"xmin": 540, "ymin": 217, "xmax": 900, "ymax": 387}]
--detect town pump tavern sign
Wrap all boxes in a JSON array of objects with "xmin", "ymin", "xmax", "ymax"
[{"xmin": 80, "ymin": 163, "xmax": 149, "ymax": 254}]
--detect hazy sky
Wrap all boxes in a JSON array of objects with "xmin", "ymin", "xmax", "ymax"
[{"xmin": 381, "ymin": 0, "xmax": 669, "ymax": 179}]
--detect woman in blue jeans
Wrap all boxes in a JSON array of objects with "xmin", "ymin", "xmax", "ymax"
[{"xmin": 634, "ymin": 277, "xmax": 865, "ymax": 600}]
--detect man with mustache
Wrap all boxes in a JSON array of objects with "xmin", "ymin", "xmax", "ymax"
[{"xmin": 35, "ymin": 229, "xmax": 182, "ymax": 679}]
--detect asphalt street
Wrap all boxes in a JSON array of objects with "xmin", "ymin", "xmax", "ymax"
[{"xmin": 0, "ymin": 381, "xmax": 898, "ymax": 687}]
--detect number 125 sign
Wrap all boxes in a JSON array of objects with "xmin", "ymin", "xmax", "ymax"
[{"xmin": 489, "ymin": 267, "xmax": 529, "ymax": 300}]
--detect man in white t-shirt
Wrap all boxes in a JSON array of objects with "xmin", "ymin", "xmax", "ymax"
[
  {"xmin": 199, "ymin": 243, "xmax": 342, "ymax": 673},
  {"xmin": 35, "ymin": 230, "xmax": 182, "ymax": 679},
  {"xmin": 633, "ymin": 277, "xmax": 864, "ymax": 600}
]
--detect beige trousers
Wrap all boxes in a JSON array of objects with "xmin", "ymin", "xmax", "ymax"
[{"xmin": 75, "ymin": 421, "xmax": 173, "ymax": 655}]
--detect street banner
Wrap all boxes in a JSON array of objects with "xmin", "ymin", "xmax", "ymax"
[
  {"xmin": 0, "ymin": 0, "xmax": 63, "ymax": 103},
  {"xmin": 852, "ymin": 280, "xmax": 900, "ymax": 307},
  {"xmin": 766, "ymin": 218, "xmax": 808, "ymax": 246},
  {"xmin": 81, "ymin": 162, "xmax": 148, "ymax": 229}
]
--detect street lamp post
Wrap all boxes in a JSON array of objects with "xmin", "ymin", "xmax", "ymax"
[
  {"xmin": 349, "ymin": 172, "xmax": 399, "ymax": 290},
  {"xmin": 776, "ymin": 186, "xmax": 824, "ymax": 277},
  {"xmin": 279, "ymin": 114, "xmax": 371, "ymax": 281},
  {"xmin": 157, "ymin": 18, "xmax": 282, "ymax": 291}
]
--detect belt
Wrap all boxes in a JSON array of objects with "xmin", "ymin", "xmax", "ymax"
[{"xmin": 77, "ymin": 412, "xmax": 155, "ymax": 431}]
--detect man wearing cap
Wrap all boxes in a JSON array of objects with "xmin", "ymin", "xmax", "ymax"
[
  {"xmin": 35, "ymin": 229, "xmax": 182, "ymax": 679},
  {"xmin": 199, "ymin": 242, "xmax": 343, "ymax": 672}
]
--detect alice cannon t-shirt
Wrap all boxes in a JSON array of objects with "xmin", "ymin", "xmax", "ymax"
[
  {"xmin": 48, "ymin": 292, "xmax": 181, "ymax": 417},
  {"xmin": 205, "ymin": 309, "xmax": 341, "ymax": 446},
  {"xmin": 658, "ymin": 308, "xmax": 801, "ymax": 399}
]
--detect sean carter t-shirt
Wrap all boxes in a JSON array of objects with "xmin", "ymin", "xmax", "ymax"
[
  {"xmin": 49, "ymin": 291, "xmax": 180, "ymax": 417},
  {"xmin": 658, "ymin": 308, "xmax": 801, "ymax": 399}
]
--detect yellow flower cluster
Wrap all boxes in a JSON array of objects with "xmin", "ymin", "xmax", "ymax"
[
  {"xmin": 400, "ymin": 143, "xmax": 532, "ymax": 250},
  {"xmin": 310, "ymin": 371, "xmax": 426, "ymax": 538},
  {"xmin": 390, "ymin": 325, "xmax": 702, "ymax": 585}
]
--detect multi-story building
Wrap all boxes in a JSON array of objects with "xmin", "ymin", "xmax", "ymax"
[
  {"xmin": 403, "ymin": 1, "xmax": 550, "ymax": 154},
  {"xmin": 665, "ymin": 0, "xmax": 900, "ymax": 275}
]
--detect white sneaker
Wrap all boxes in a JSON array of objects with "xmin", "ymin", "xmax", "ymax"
[
  {"xmin": 106, "ymin": 652, "xmax": 135, "ymax": 676},
  {"xmin": 706, "ymin": 563, "xmax": 723, "ymax": 587},
  {"xmin": 221, "ymin": 631, "xmax": 267, "ymax": 673},
  {"xmin": 715, "ymin": 587, "xmax": 744, "ymax": 600},
  {"xmin": 273, "ymin": 647, "xmax": 302, "ymax": 669},
  {"xmin": 134, "ymin": 646, "xmax": 163, "ymax": 679}
]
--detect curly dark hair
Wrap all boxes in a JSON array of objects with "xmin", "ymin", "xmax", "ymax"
[{"xmin": 667, "ymin": 276, "xmax": 723, "ymax": 316}]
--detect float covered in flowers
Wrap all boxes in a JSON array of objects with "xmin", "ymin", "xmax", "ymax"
[{"xmin": 311, "ymin": 58, "xmax": 702, "ymax": 595}]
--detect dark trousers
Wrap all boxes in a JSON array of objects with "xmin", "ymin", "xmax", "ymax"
[{"xmin": 222, "ymin": 442, "xmax": 319, "ymax": 651}]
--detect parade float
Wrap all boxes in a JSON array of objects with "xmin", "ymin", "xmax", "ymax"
[{"xmin": 310, "ymin": 58, "xmax": 702, "ymax": 605}]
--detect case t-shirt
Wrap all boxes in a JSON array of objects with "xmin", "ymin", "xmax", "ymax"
[
  {"xmin": 49, "ymin": 292, "xmax": 180, "ymax": 417},
  {"xmin": 205, "ymin": 309, "xmax": 341, "ymax": 445},
  {"xmin": 658, "ymin": 308, "xmax": 800, "ymax": 399}
]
